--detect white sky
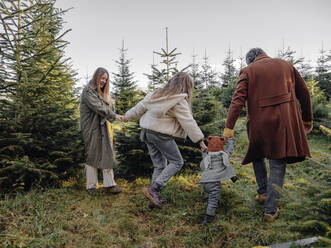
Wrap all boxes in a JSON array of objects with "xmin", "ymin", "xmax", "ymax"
[{"xmin": 55, "ymin": 0, "xmax": 331, "ymax": 90}]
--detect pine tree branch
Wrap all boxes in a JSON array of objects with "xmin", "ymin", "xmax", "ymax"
[{"xmin": 21, "ymin": 29, "xmax": 71, "ymax": 63}]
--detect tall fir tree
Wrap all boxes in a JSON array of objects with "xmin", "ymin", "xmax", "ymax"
[
  {"xmin": 220, "ymin": 48, "xmax": 237, "ymax": 88},
  {"xmin": 190, "ymin": 51, "xmax": 203, "ymax": 90},
  {"xmin": 111, "ymin": 44, "xmax": 148, "ymax": 179},
  {"xmin": 315, "ymin": 46, "xmax": 331, "ymax": 99},
  {"xmin": 111, "ymin": 40, "xmax": 138, "ymax": 114},
  {"xmin": 200, "ymin": 50, "xmax": 219, "ymax": 89},
  {"xmin": 0, "ymin": 0, "xmax": 83, "ymax": 192},
  {"xmin": 219, "ymin": 48, "xmax": 238, "ymax": 108},
  {"xmin": 145, "ymin": 27, "xmax": 181, "ymax": 91},
  {"xmin": 238, "ymin": 49, "xmax": 246, "ymax": 70}
]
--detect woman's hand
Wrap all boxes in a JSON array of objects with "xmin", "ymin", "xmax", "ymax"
[
  {"xmin": 200, "ymin": 140, "xmax": 208, "ymax": 152},
  {"xmin": 116, "ymin": 115, "xmax": 128, "ymax": 122}
]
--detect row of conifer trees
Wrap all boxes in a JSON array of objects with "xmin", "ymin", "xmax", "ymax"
[{"xmin": 0, "ymin": 0, "xmax": 330, "ymax": 192}]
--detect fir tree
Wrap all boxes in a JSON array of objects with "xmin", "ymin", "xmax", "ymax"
[
  {"xmin": 296, "ymin": 58, "xmax": 314, "ymax": 81},
  {"xmin": 277, "ymin": 45, "xmax": 304, "ymax": 65},
  {"xmin": 315, "ymin": 47, "xmax": 331, "ymax": 99},
  {"xmin": 190, "ymin": 52, "xmax": 203, "ymax": 90},
  {"xmin": 220, "ymin": 48, "xmax": 237, "ymax": 88},
  {"xmin": 219, "ymin": 48, "xmax": 238, "ymax": 108},
  {"xmin": 200, "ymin": 50, "xmax": 219, "ymax": 89},
  {"xmin": 145, "ymin": 27, "xmax": 181, "ymax": 90},
  {"xmin": 0, "ymin": 0, "xmax": 83, "ymax": 192},
  {"xmin": 238, "ymin": 47, "xmax": 246, "ymax": 70},
  {"xmin": 305, "ymin": 78, "xmax": 330, "ymax": 130},
  {"xmin": 111, "ymin": 40, "xmax": 137, "ymax": 114},
  {"xmin": 114, "ymin": 114, "xmax": 151, "ymax": 180}
]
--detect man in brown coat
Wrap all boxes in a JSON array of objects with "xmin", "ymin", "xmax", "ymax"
[{"xmin": 223, "ymin": 48, "xmax": 313, "ymax": 222}]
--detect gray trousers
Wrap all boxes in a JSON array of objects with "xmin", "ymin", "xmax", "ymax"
[
  {"xmin": 143, "ymin": 130, "xmax": 184, "ymax": 187},
  {"xmin": 253, "ymin": 158, "xmax": 286, "ymax": 214},
  {"xmin": 202, "ymin": 182, "xmax": 221, "ymax": 216}
]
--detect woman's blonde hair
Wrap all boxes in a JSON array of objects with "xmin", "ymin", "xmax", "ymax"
[
  {"xmin": 152, "ymin": 72, "xmax": 194, "ymax": 105},
  {"xmin": 89, "ymin": 67, "xmax": 113, "ymax": 106}
]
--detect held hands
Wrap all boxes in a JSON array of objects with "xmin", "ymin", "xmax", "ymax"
[
  {"xmin": 115, "ymin": 115, "xmax": 128, "ymax": 122},
  {"xmin": 200, "ymin": 140, "xmax": 208, "ymax": 153}
]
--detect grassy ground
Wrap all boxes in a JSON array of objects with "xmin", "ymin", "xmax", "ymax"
[{"xmin": 0, "ymin": 135, "xmax": 330, "ymax": 248}]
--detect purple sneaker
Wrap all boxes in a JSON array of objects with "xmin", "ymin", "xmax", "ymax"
[{"xmin": 142, "ymin": 182, "xmax": 162, "ymax": 208}]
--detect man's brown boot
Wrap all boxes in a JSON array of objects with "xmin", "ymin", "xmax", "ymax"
[{"xmin": 264, "ymin": 208, "xmax": 280, "ymax": 222}]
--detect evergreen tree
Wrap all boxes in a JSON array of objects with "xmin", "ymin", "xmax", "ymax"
[
  {"xmin": 238, "ymin": 48, "xmax": 246, "ymax": 70},
  {"xmin": 145, "ymin": 27, "xmax": 181, "ymax": 90},
  {"xmin": 200, "ymin": 50, "xmax": 219, "ymax": 89},
  {"xmin": 277, "ymin": 45, "xmax": 315, "ymax": 81},
  {"xmin": 305, "ymin": 78, "xmax": 330, "ymax": 130},
  {"xmin": 219, "ymin": 48, "xmax": 238, "ymax": 108},
  {"xmin": 114, "ymin": 90, "xmax": 151, "ymax": 180},
  {"xmin": 111, "ymin": 40, "xmax": 138, "ymax": 114},
  {"xmin": 315, "ymin": 47, "xmax": 331, "ymax": 99},
  {"xmin": 297, "ymin": 58, "xmax": 314, "ymax": 81},
  {"xmin": 220, "ymin": 48, "xmax": 237, "ymax": 88},
  {"xmin": 190, "ymin": 52, "xmax": 203, "ymax": 90},
  {"xmin": 277, "ymin": 45, "xmax": 304, "ymax": 65},
  {"xmin": 0, "ymin": 0, "xmax": 83, "ymax": 192}
]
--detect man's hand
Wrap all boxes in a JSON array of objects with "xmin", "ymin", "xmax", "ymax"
[
  {"xmin": 223, "ymin": 128, "xmax": 234, "ymax": 138},
  {"xmin": 200, "ymin": 140, "xmax": 208, "ymax": 152},
  {"xmin": 303, "ymin": 121, "xmax": 313, "ymax": 134},
  {"xmin": 304, "ymin": 124, "xmax": 313, "ymax": 134}
]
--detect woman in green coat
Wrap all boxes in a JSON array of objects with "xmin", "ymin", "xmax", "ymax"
[{"xmin": 80, "ymin": 67, "xmax": 123, "ymax": 195}]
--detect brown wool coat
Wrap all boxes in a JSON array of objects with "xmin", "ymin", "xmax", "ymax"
[{"xmin": 226, "ymin": 54, "xmax": 313, "ymax": 165}]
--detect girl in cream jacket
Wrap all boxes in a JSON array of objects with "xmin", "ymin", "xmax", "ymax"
[{"xmin": 124, "ymin": 72, "xmax": 207, "ymax": 207}]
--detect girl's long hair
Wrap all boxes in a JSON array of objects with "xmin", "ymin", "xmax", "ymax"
[
  {"xmin": 152, "ymin": 72, "xmax": 194, "ymax": 105},
  {"xmin": 89, "ymin": 67, "xmax": 113, "ymax": 106}
]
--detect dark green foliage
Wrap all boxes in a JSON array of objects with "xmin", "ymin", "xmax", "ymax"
[
  {"xmin": 114, "ymin": 120, "xmax": 151, "ymax": 180},
  {"xmin": 0, "ymin": 0, "xmax": 83, "ymax": 192},
  {"xmin": 111, "ymin": 41, "xmax": 138, "ymax": 114}
]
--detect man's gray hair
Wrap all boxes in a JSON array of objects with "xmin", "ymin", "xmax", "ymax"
[{"xmin": 246, "ymin": 48, "xmax": 266, "ymax": 65}]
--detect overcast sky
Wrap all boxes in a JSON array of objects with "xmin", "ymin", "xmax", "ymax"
[{"xmin": 55, "ymin": 0, "xmax": 331, "ymax": 90}]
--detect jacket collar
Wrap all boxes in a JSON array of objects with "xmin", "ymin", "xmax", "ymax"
[{"xmin": 253, "ymin": 54, "xmax": 270, "ymax": 63}]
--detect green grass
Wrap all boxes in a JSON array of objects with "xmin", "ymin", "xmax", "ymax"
[{"xmin": 0, "ymin": 135, "xmax": 330, "ymax": 248}]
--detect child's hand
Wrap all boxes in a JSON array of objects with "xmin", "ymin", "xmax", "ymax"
[{"xmin": 200, "ymin": 140, "xmax": 208, "ymax": 152}]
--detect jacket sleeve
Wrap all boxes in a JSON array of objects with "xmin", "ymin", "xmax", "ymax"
[
  {"xmin": 224, "ymin": 138, "xmax": 235, "ymax": 157},
  {"xmin": 173, "ymin": 99, "xmax": 204, "ymax": 143},
  {"xmin": 83, "ymin": 88, "xmax": 117, "ymax": 121},
  {"xmin": 293, "ymin": 67, "xmax": 313, "ymax": 124},
  {"xmin": 124, "ymin": 98, "xmax": 147, "ymax": 121},
  {"xmin": 225, "ymin": 71, "xmax": 248, "ymax": 130}
]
